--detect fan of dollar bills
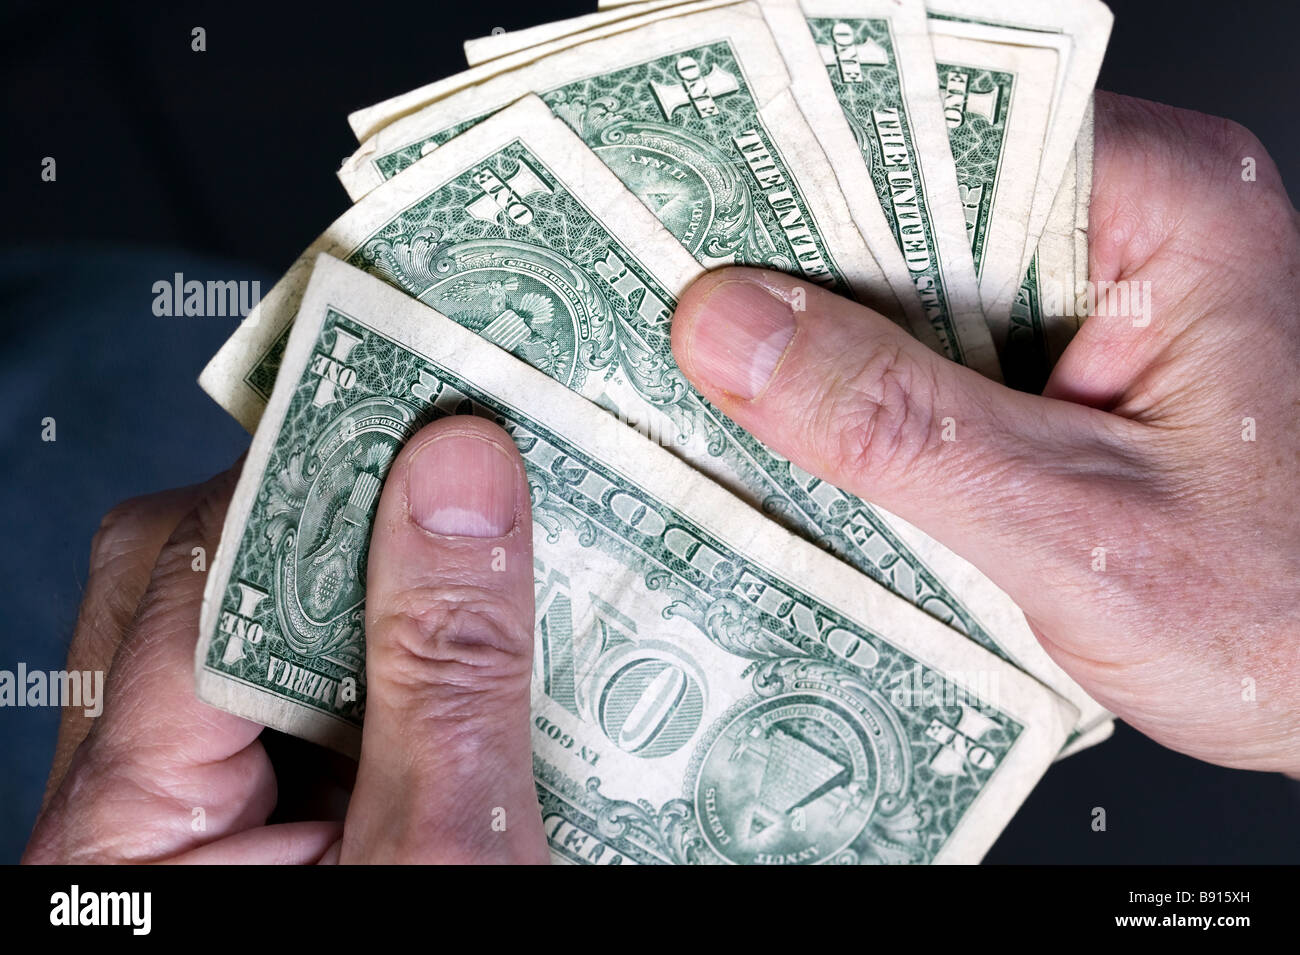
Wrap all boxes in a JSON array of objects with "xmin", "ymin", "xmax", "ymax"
[{"xmin": 193, "ymin": 0, "xmax": 1114, "ymax": 864}]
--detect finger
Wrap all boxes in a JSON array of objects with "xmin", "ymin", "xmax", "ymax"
[
  {"xmin": 93, "ymin": 466, "xmax": 268, "ymax": 766},
  {"xmin": 27, "ymin": 465, "xmax": 279, "ymax": 863},
  {"xmin": 42, "ymin": 482, "xmax": 208, "ymax": 807},
  {"xmin": 170, "ymin": 821, "xmax": 343, "ymax": 865},
  {"xmin": 669, "ymin": 266, "xmax": 1148, "ymax": 624},
  {"xmin": 1047, "ymin": 91, "xmax": 1288, "ymax": 408},
  {"xmin": 343, "ymin": 416, "xmax": 546, "ymax": 864}
]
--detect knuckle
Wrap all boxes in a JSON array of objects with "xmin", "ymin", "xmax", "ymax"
[
  {"xmin": 1099, "ymin": 99, "xmax": 1294, "ymax": 267},
  {"xmin": 1135, "ymin": 99, "xmax": 1262, "ymax": 178},
  {"xmin": 88, "ymin": 498, "xmax": 153, "ymax": 575},
  {"xmin": 371, "ymin": 584, "xmax": 531, "ymax": 704},
  {"xmin": 26, "ymin": 743, "xmax": 178, "ymax": 863},
  {"xmin": 1204, "ymin": 115, "xmax": 1265, "ymax": 169},
  {"xmin": 1179, "ymin": 113, "xmax": 1290, "ymax": 214},
  {"xmin": 150, "ymin": 476, "xmax": 234, "ymax": 581},
  {"xmin": 811, "ymin": 343, "xmax": 936, "ymax": 483}
]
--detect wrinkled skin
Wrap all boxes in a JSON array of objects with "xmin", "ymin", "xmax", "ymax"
[
  {"xmin": 25, "ymin": 418, "xmax": 549, "ymax": 863},
  {"xmin": 671, "ymin": 92, "xmax": 1300, "ymax": 774},
  {"xmin": 24, "ymin": 93, "xmax": 1300, "ymax": 864}
]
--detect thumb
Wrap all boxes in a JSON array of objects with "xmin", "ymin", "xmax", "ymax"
[
  {"xmin": 341, "ymin": 416, "xmax": 547, "ymax": 864},
  {"xmin": 669, "ymin": 267, "xmax": 1143, "ymax": 622}
]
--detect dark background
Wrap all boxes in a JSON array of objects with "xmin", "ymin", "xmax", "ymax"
[{"xmin": 2, "ymin": 0, "xmax": 1298, "ymax": 864}]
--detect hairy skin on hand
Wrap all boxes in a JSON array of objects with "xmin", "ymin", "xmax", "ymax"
[{"xmin": 671, "ymin": 92, "xmax": 1300, "ymax": 775}]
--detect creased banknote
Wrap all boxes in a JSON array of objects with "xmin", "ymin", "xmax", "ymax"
[
  {"xmin": 197, "ymin": 253, "xmax": 1077, "ymax": 863},
  {"xmin": 1005, "ymin": 152, "xmax": 1076, "ymax": 391},
  {"xmin": 922, "ymin": 0, "xmax": 1112, "ymax": 279},
  {"xmin": 753, "ymin": 0, "xmax": 997, "ymax": 375},
  {"xmin": 338, "ymin": 4, "xmax": 904, "ymax": 322},
  {"xmin": 460, "ymin": 1, "xmax": 1002, "ymax": 374},
  {"xmin": 347, "ymin": 0, "xmax": 746, "ymax": 143},
  {"xmin": 582, "ymin": 0, "xmax": 1112, "ymax": 370},
  {"xmin": 461, "ymin": 0, "xmax": 736, "ymax": 66},
  {"xmin": 1073, "ymin": 95, "xmax": 1094, "ymax": 323},
  {"xmin": 202, "ymin": 95, "xmax": 1106, "ymax": 735},
  {"xmin": 461, "ymin": 3, "xmax": 937, "ymax": 358},
  {"xmin": 930, "ymin": 30, "xmax": 1054, "ymax": 333}
]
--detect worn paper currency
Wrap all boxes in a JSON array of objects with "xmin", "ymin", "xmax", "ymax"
[
  {"xmin": 205, "ymin": 97, "xmax": 701, "ymax": 433},
  {"xmin": 462, "ymin": 0, "xmax": 736, "ymax": 65},
  {"xmin": 753, "ymin": 0, "xmax": 997, "ymax": 375},
  {"xmin": 568, "ymin": 0, "xmax": 1001, "ymax": 372},
  {"xmin": 586, "ymin": 0, "xmax": 1111, "ymax": 341},
  {"xmin": 349, "ymin": 0, "xmax": 744, "ymax": 142},
  {"xmin": 459, "ymin": 4, "xmax": 1058, "ymax": 375},
  {"xmin": 931, "ymin": 32, "xmax": 1054, "ymax": 333},
  {"xmin": 922, "ymin": 0, "xmax": 1112, "ymax": 278},
  {"xmin": 456, "ymin": 0, "xmax": 1004, "ymax": 373},
  {"xmin": 1073, "ymin": 95, "xmax": 1094, "ymax": 318},
  {"xmin": 457, "ymin": 3, "xmax": 942, "ymax": 359},
  {"xmin": 338, "ymin": 5, "xmax": 904, "ymax": 322},
  {"xmin": 204, "ymin": 95, "xmax": 1106, "ymax": 735},
  {"xmin": 1056, "ymin": 716, "xmax": 1114, "ymax": 760},
  {"xmin": 197, "ymin": 252, "xmax": 1077, "ymax": 863}
]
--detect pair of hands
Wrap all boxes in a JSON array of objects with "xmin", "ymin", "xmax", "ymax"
[{"xmin": 24, "ymin": 92, "xmax": 1300, "ymax": 863}]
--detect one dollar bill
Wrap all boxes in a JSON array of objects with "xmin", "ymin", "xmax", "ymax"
[
  {"xmin": 754, "ymin": 0, "xmax": 997, "ymax": 375},
  {"xmin": 451, "ymin": 0, "xmax": 1002, "ymax": 374},
  {"xmin": 197, "ymin": 252, "xmax": 1077, "ymax": 863},
  {"xmin": 337, "ymin": 4, "xmax": 907, "ymax": 320},
  {"xmin": 347, "ymin": 0, "xmax": 745, "ymax": 142},
  {"xmin": 201, "ymin": 94, "xmax": 1107, "ymax": 735}
]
